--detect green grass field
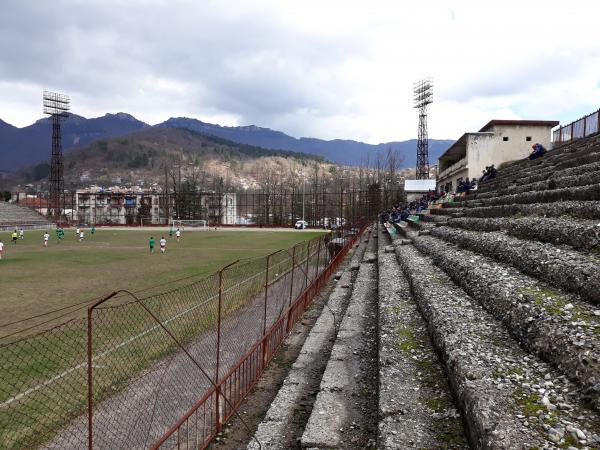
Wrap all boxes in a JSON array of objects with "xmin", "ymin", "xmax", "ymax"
[
  {"xmin": 0, "ymin": 227, "xmax": 326, "ymax": 449},
  {"xmin": 0, "ymin": 228, "xmax": 324, "ymax": 330}
]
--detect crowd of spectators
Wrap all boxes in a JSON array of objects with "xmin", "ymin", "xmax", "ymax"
[{"xmin": 379, "ymin": 190, "xmax": 444, "ymax": 225}]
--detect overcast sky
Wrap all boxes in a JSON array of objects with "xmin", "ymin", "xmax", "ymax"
[{"xmin": 1, "ymin": 0, "xmax": 599, "ymax": 142}]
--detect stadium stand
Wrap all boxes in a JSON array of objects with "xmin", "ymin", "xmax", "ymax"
[
  {"xmin": 249, "ymin": 132, "xmax": 600, "ymax": 448},
  {"xmin": 0, "ymin": 202, "xmax": 53, "ymax": 230}
]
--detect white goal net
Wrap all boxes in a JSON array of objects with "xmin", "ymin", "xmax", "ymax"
[{"xmin": 172, "ymin": 219, "xmax": 209, "ymax": 231}]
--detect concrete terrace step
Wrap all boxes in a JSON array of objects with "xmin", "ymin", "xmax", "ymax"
[
  {"xmin": 377, "ymin": 229, "xmax": 467, "ymax": 448},
  {"xmin": 447, "ymin": 216, "xmax": 600, "ymax": 251},
  {"xmin": 457, "ymin": 183, "xmax": 600, "ymax": 209},
  {"xmin": 301, "ymin": 229, "xmax": 379, "ymax": 449},
  {"xmin": 476, "ymin": 143, "xmax": 598, "ymax": 192},
  {"xmin": 471, "ymin": 167, "xmax": 600, "ymax": 201},
  {"xmin": 248, "ymin": 228, "xmax": 371, "ymax": 449},
  {"xmin": 410, "ymin": 234, "xmax": 600, "ymax": 409},
  {"xmin": 430, "ymin": 226, "xmax": 600, "ymax": 304},
  {"xmin": 394, "ymin": 241, "xmax": 600, "ymax": 448},
  {"xmin": 486, "ymin": 135, "xmax": 600, "ymax": 181},
  {"xmin": 477, "ymin": 145, "xmax": 600, "ymax": 197},
  {"xmin": 429, "ymin": 200, "xmax": 600, "ymax": 221},
  {"xmin": 475, "ymin": 157, "xmax": 600, "ymax": 197}
]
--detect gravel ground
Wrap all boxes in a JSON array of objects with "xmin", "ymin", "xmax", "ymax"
[
  {"xmin": 301, "ymin": 229, "xmax": 379, "ymax": 449},
  {"xmin": 377, "ymin": 229, "xmax": 467, "ymax": 449},
  {"xmin": 246, "ymin": 231, "xmax": 369, "ymax": 449},
  {"xmin": 429, "ymin": 225, "xmax": 600, "ymax": 304},
  {"xmin": 395, "ymin": 242, "xmax": 600, "ymax": 449},
  {"xmin": 446, "ymin": 216, "xmax": 600, "ymax": 250},
  {"xmin": 411, "ymin": 233, "xmax": 600, "ymax": 410},
  {"xmin": 429, "ymin": 200, "xmax": 600, "ymax": 221}
]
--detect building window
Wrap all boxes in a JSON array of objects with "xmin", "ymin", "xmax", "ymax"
[
  {"xmin": 503, "ymin": 136, "xmax": 509, "ymax": 141},
  {"xmin": 526, "ymin": 136, "xmax": 532, "ymax": 141}
]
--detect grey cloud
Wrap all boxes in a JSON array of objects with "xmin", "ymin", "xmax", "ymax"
[{"xmin": 0, "ymin": 1, "xmax": 369, "ymax": 136}]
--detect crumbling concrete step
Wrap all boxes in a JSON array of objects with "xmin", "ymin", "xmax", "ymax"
[
  {"xmin": 248, "ymin": 228, "xmax": 372, "ymax": 449},
  {"xmin": 430, "ymin": 226, "xmax": 600, "ymax": 304},
  {"xmin": 417, "ymin": 212, "xmax": 448, "ymax": 223},
  {"xmin": 301, "ymin": 230, "xmax": 379, "ymax": 449},
  {"xmin": 473, "ymin": 168, "xmax": 600, "ymax": 201},
  {"xmin": 474, "ymin": 160, "xmax": 600, "ymax": 198},
  {"xmin": 482, "ymin": 139, "xmax": 600, "ymax": 186},
  {"xmin": 394, "ymin": 243, "xmax": 600, "ymax": 449},
  {"xmin": 478, "ymin": 148, "xmax": 600, "ymax": 195},
  {"xmin": 429, "ymin": 200, "xmax": 600, "ymax": 221},
  {"xmin": 457, "ymin": 183, "xmax": 600, "ymax": 209},
  {"xmin": 377, "ymin": 229, "xmax": 467, "ymax": 449},
  {"xmin": 447, "ymin": 216, "xmax": 600, "ymax": 251},
  {"xmin": 411, "ymin": 234, "xmax": 600, "ymax": 409}
]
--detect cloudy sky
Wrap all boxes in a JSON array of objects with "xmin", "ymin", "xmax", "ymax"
[{"xmin": 1, "ymin": 0, "xmax": 599, "ymax": 142}]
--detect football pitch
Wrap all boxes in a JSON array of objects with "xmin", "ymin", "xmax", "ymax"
[{"xmin": 0, "ymin": 228, "xmax": 324, "ymax": 330}]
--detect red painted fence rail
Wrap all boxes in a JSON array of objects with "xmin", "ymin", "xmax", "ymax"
[{"xmin": 0, "ymin": 221, "xmax": 369, "ymax": 450}]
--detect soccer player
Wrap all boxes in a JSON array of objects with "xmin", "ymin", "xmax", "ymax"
[
  {"xmin": 175, "ymin": 228, "xmax": 181, "ymax": 242},
  {"xmin": 76, "ymin": 227, "xmax": 80, "ymax": 237},
  {"xmin": 0, "ymin": 239, "xmax": 4, "ymax": 260},
  {"xmin": 19, "ymin": 228, "xmax": 24, "ymax": 240},
  {"xmin": 79, "ymin": 230, "xmax": 85, "ymax": 242},
  {"xmin": 159, "ymin": 236, "xmax": 167, "ymax": 253},
  {"xmin": 43, "ymin": 232, "xmax": 50, "ymax": 247},
  {"xmin": 149, "ymin": 236, "xmax": 155, "ymax": 253},
  {"xmin": 91, "ymin": 226, "xmax": 96, "ymax": 236},
  {"xmin": 11, "ymin": 230, "xmax": 18, "ymax": 244}
]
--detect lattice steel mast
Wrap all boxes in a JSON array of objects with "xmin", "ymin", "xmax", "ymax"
[
  {"xmin": 43, "ymin": 91, "xmax": 70, "ymax": 223},
  {"xmin": 413, "ymin": 78, "xmax": 433, "ymax": 180}
]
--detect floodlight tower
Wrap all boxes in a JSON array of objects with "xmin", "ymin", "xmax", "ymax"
[
  {"xmin": 413, "ymin": 78, "xmax": 433, "ymax": 180},
  {"xmin": 43, "ymin": 91, "xmax": 70, "ymax": 222}
]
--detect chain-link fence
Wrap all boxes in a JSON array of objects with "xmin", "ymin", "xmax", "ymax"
[{"xmin": 0, "ymin": 220, "xmax": 368, "ymax": 450}]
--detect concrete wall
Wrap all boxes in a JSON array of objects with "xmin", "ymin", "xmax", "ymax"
[
  {"xmin": 468, "ymin": 125, "xmax": 554, "ymax": 177},
  {"xmin": 437, "ymin": 167, "xmax": 469, "ymax": 193}
]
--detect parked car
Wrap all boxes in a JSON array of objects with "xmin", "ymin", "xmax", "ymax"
[{"xmin": 294, "ymin": 220, "xmax": 308, "ymax": 229}]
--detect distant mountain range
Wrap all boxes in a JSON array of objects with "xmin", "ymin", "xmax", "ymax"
[
  {"xmin": 0, "ymin": 113, "xmax": 454, "ymax": 171},
  {"xmin": 4, "ymin": 127, "xmax": 330, "ymax": 190}
]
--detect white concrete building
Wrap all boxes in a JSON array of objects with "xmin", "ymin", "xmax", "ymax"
[{"xmin": 437, "ymin": 120, "xmax": 559, "ymax": 193}]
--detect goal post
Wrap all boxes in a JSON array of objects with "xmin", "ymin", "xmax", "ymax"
[{"xmin": 172, "ymin": 219, "xmax": 209, "ymax": 231}]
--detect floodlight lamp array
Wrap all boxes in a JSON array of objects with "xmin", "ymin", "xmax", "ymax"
[
  {"xmin": 413, "ymin": 78, "xmax": 433, "ymax": 109},
  {"xmin": 43, "ymin": 90, "xmax": 70, "ymax": 117}
]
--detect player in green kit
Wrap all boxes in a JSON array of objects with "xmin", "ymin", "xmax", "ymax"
[{"xmin": 149, "ymin": 236, "xmax": 155, "ymax": 253}]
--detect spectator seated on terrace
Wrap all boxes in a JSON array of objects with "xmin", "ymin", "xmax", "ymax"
[
  {"xmin": 479, "ymin": 165, "xmax": 498, "ymax": 183},
  {"xmin": 456, "ymin": 179, "xmax": 471, "ymax": 193},
  {"xmin": 529, "ymin": 143, "xmax": 547, "ymax": 160}
]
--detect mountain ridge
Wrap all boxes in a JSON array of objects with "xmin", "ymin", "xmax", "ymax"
[{"xmin": 0, "ymin": 113, "xmax": 454, "ymax": 171}]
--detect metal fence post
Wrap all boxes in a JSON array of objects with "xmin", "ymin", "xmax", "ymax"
[
  {"xmin": 288, "ymin": 245, "xmax": 296, "ymax": 308},
  {"xmin": 315, "ymin": 237, "xmax": 323, "ymax": 286},
  {"xmin": 87, "ymin": 307, "xmax": 93, "ymax": 450},
  {"xmin": 87, "ymin": 292, "xmax": 119, "ymax": 450},
  {"xmin": 571, "ymin": 122, "xmax": 574, "ymax": 142},
  {"xmin": 304, "ymin": 240, "xmax": 310, "ymax": 292},
  {"xmin": 216, "ymin": 267, "xmax": 224, "ymax": 433},
  {"xmin": 262, "ymin": 253, "xmax": 270, "ymax": 368}
]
